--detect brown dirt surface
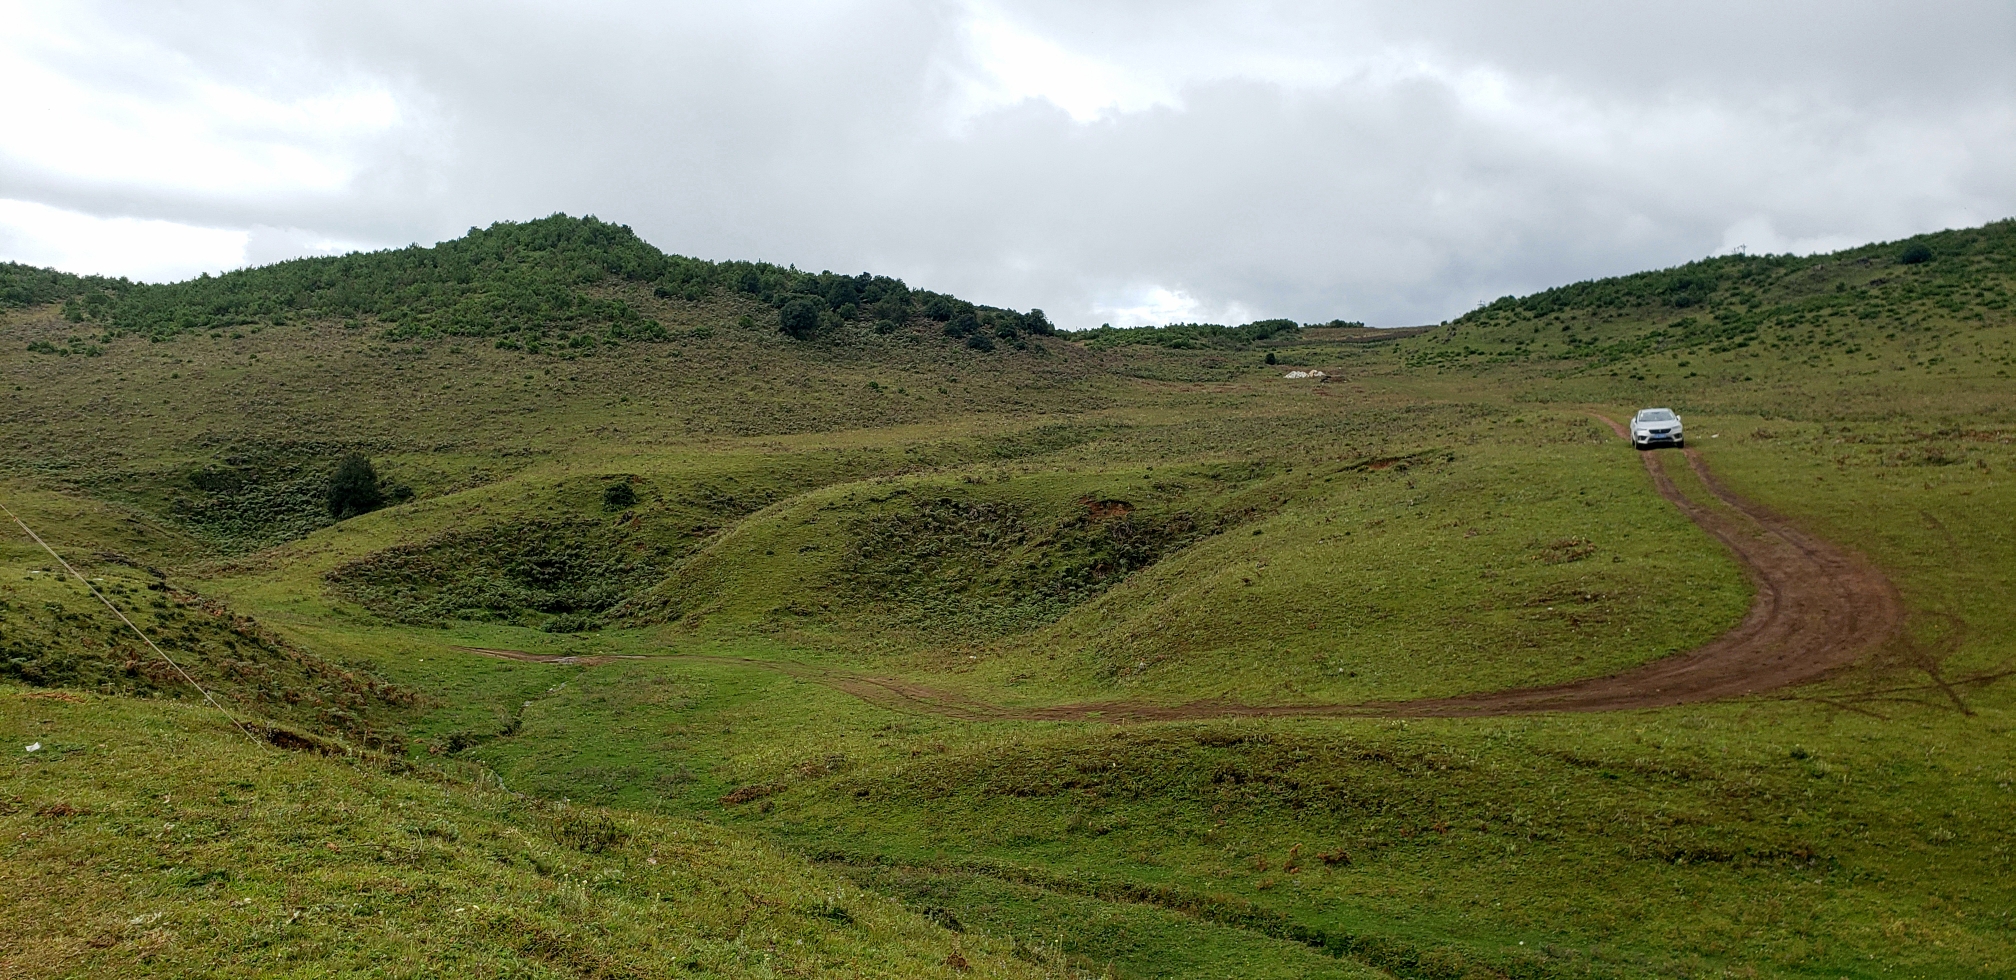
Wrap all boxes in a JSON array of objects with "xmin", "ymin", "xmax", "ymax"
[
  {"xmin": 463, "ymin": 421, "xmax": 1903, "ymax": 720},
  {"xmin": 1361, "ymin": 416, "xmax": 1906, "ymax": 716}
]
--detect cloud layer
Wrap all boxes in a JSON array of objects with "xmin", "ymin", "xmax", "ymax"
[{"xmin": 2, "ymin": 0, "xmax": 2011, "ymax": 326}]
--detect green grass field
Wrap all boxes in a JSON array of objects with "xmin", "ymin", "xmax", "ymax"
[
  {"xmin": 4, "ymin": 217, "xmax": 2014, "ymax": 978},
  {"xmin": 1, "ymin": 689, "xmax": 1054, "ymax": 978}
]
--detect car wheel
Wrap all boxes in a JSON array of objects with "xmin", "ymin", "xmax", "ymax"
[{"xmin": 1675, "ymin": 439, "xmax": 1684, "ymax": 449}]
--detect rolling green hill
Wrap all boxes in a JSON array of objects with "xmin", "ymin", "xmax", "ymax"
[
  {"xmin": 3, "ymin": 217, "xmax": 2014, "ymax": 979},
  {"xmin": 1406, "ymin": 218, "xmax": 2016, "ymax": 416},
  {"xmin": 31, "ymin": 214, "xmax": 1061, "ymax": 352}
]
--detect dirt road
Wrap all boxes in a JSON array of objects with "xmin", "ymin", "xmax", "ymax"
[
  {"xmin": 473, "ymin": 423, "xmax": 1904, "ymax": 720},
  {"xmin": 1374, "ymin": 417, "xmax": 1905, "ymax": 716}
]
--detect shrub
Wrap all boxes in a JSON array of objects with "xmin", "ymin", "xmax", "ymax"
[
  {"xmin": 327, "ymin": 453, "xmax": 386, "ymax": 519},
  {"xmin": 778, "ymin": 296, "xmax": 824, "ymax": 338},
  {"xmin": 602, "ymin": 482, "xmax": 638, "ymax": 510},
  {"xmin": 1900, "ymin": 243, "xmax": 1933, "ymax": 265},
  {"xmin": 542, "ymin": 612, "xmax": 599, "ymax": 633},
  {"xmin": 1077, "ymin": 319, "xmax": 1305, "ymax": 350},
  {"xmin": 1265, "ymin": 352, "xmax": 1277, "ymax": 365},
  {"xmin": 550, "ymin": 808, "xmax": 626, "ymax": 853}
]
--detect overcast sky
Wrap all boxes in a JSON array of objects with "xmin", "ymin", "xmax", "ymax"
[{"xmin": 2, "ymin": 1, "xmax": 2012, "ymax": 327}]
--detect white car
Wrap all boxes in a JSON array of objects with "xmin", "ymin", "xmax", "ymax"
[{"xmin": 1630, "ymin": 408, "xmax": 1683, "ymax": 450}]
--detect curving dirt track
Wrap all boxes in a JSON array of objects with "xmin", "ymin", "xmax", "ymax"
[
  {"xmin": 1367, "ymin": 416, "xmax": 1906, "ymax": 716},
  {"xmin": 474, "ymin": 420, "xmax": 1904, "ymax": 720}
]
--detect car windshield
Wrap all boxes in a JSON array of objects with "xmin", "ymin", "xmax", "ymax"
[{"xmin": 1639, "ymin": 409, "xmax": 1676, "ymax": 422}]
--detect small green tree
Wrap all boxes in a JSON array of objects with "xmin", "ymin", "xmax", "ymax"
[
  {"xmin": 1899, "ymin": 243, "xmax": 1933, "ymax": 265},
  {"xmin": 1264, "ymin": 351, "xmax": 1277, "ymax": 365},
  {"xmin": 327, "ymin": 453, "xmax": 385, "ymax": 519},
  {"xmin": 778, "ymin": 297, "xmax": 824, "ymax": 338}
]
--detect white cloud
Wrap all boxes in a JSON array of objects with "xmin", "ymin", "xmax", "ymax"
[
  {"xmin": 0, "ymin": 1, "xmax": 403, "ymax": 199},
  {"xmin": 950, "ymin": 4, "xmax": 1178, "ymax": 123},
  {"xmin": 1716, "ymin": 217, "xmax": 1871, "ymax": 259},
  {"xmin": 1092, "ymin": 285, "xmax": 1258, "ymax": 327},
  {"xmin": 0, "ymin": 199, "xmax": 246, "ymax": 282},
  {"xmin": 1093, "ymin": 286, "xmax": 1201, "ymax": 326},
  {"xmin": 242, "ymin": 225, "xmax": 378, "ymax": 267}
]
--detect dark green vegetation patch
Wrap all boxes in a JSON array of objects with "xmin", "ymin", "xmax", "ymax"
[
  {"xmin": 327, "ymin": 517, "xmax": 674, "ymax": 630},
  {"xmin": 1, "ymin": 262, "xmax": 127, "ymax": 310},
  {"xmin": 20, "ymin": 213, "xmax": 1057, "ymax": 355},
  {"xmin": 1077, "ymin": 317, "xmax": 1355, "ymax": 350}
]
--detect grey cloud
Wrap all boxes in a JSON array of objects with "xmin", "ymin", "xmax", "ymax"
[{"xmin": 1, "ymin": 0, "xmax": 2011, "ymax": 326}]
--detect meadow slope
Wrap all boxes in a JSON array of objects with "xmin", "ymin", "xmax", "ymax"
[{"xmin": 3, "ymin": 217, "xmax": 2014, "ymax": 979}]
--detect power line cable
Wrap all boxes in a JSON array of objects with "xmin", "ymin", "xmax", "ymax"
[{"xmin": 1, "ymin": 496, "xmax": 262, "ymax": 747}]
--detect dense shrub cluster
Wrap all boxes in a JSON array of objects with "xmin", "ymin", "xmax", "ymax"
[
  {"xmin": 1402, "ymin": 218, "xmax": 2016, "ymax": 380},
  {"xmin": 20, "ymin": 213, "xmax": 1052, "ymax": 355},
  {"xmin": 1469, "ymin": 260, "xmax": 1757, "ymax": 319},
  {"xmin": 924, "ymin": 294, "xmax": 1054, "ymax": 351},
  {"xmin": 1458, "ymin": 220, "xmax": 2016, "ymax": 326},
  {"xmin": 25, "ymin": 336, "xmax": 106, "ymax": 357},
  {"xmin": 41, "ymin": 216, "xmax": 673, "ymax": 348},
  {"xmin": 696, "ymin": 260, "xmax": 1054, "ymax": 348},
  {"xmin": 327, "ymin": 453, "xmax": 386, "ymax": 519},
  {"xmin": 0, "ymin": 262, "xmax": 128, "ymax": 310},
  {"xmin": 1076, "ymin": 318, "xmax": 1350, "ymax": 350}
]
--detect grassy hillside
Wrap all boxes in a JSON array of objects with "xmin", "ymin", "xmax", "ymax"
[
  {"xmin": 3, "ymin": 217, "xmax": 2015, "ymax": 978},
  {"xmin": 1403, "ymin": 219, "xmax": 2016, "ymax": 417},
  {"xmin": 28, "ymin": 214, "xmax": 1061, "ymax": 352},
  {"xmin": 0, "ymin": 687, "xmax": 1061, "ymax": 978}
]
